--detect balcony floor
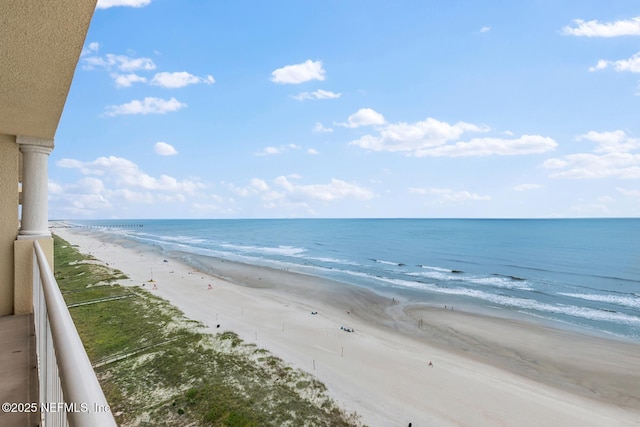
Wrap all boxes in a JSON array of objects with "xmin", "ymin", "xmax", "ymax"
[{"xmin": 0, "ymin": 314, "xmax": 38, "ymax": 427}]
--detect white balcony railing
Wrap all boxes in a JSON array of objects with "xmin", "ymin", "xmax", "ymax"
[{"xmin": 33, "ymin": 240, "xmax": 117, "ymax": 427}]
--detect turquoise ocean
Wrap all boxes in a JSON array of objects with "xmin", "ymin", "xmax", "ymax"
[{"xmin": 67, "ymin": 218, "xmax": 640, "ymax": 342}]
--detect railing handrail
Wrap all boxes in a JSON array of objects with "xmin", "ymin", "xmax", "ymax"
[{"xmin": 34, "ymin": 240, "xmax": 117, "ymax": 427}]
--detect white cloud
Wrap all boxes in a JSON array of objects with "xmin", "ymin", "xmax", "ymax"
[
  {"xmin": 338, "ymin": 108, "xmax": 386, "ymax": 128},
  {"xmin": 150, "ymin": 72, "xmax": 215, "ymax": 88},
  {"xmin": 105, "ymin": 97, "xmax": 187, "ymax": 116},
  {"xmin": 81, "ymin": 42, "xmax": 100, "ymax": 57},
  {"xmin": 609, "ymin": 53, "xmax": 640, "ymax": 73},
  {"xmin": 307, "ymin": 148, "xmax": 319, "ymax": 155},
  {"xmin": 273, "ymin": 176, "xmax": 374, "ymax": 201},
  {"xmin": 51, "ymin": 187, "xmax": 113, "ymax": 215},
  {"xmin": 115, "ymin": 189, "xmax": 154, "ymax": 204},
  {"xmin": 83, "ymin": 53, "xmax": 156, "ymax": 72},
  {"xmin": 597, "ymin": 195, "xmax": 614, "ymax": 203},
  {"xmin": 48, "ymin": 181, "xmax": 64, "ymax": 195},
  {"xmin": 96, "ymin": 0, "xmax": 152, "ymax": 9},
  {"xmin": 589, "ymin": 60, "xmax": 609, "ymax": 72},
  {"xmin": 154, "ymin": 142, "xmax": 178, "ymax": 156},
  {"xmin": 57, "ymin": 155, "xmax": 204, "ymax": 194},
  {"xmin": 348, "ymin": 114, "xmax": 556, "ymax": 157},
  {"xmin": 313, "ymin": 122, "xmax": 333, "ymax": 133},
  {"xmin": 250, "ymin": 178, "xmax": 269, "ymax": 192},
  {"xmin": 227, "ymin": 183, "xmax": 253, "ymax": 197},
  {"xmin": 209, "ymin": 194, "xmax": 225, "ymax": 204},
  {"xmin": 513, "ymin": 183, "xmax": 543, "ymax": 191},
  {"xmin": 590, "ymin": 52, "xmax": 640, "ymax": 73},
  {"xmin": 576, "ymin": 130, "xmax": 640, "ymax": 153},
  {"xmin": 293, "ymin": 89, "xmax": 341, "ymax": 101},
  {"xmin": 544, "ymin": 152, "xmax": 640, "ymax": 179},
  {"xmin": 157, "ymin": 193, "xmax": 187, "ymax": 203},
  {"xmin": 271, "ymin": 60, "xmax": 326, "ymax": 84},
  {"xmin": 480, "ymin": 26, "xmax": 491, "ymax": 33},
  {"xmin": 51, "ymin": 155, "xmax": 209, "ymax": 217},
  {"xmin": 562, "ymin": 17, "xmax": 640, "ymax": 37},
  {"xmin": 232, "ymin": 176, "xmax": 374, "ymax": 208},
  {"xmin": 117, "ymin": 56, "xmax": 156, "ymax": 72},
  {"xmin": 256, "ymin": 147, "xmax": 281, "ymax": 156},
  {"xmin": 414, "ymin": 135, "xmax": 557, "ymax": 158},
  {"xmin": 255, "ymin": 147, "xmax": 282, "ymax": 156},
  {"xmin": 617, "ymin": 187, "xmax": 640, "ymax": 197},
  {"xmin": 112, "ymin": 73, "xmax": 147, "ymax": 88},
  {"xmin": 75, "ymin": 177, "xmax": 107, "ymax": 194},
  {"xmin": 545, "ymin": 130, "xmax": 640, "ymax": 179},
  {"xmin": 81, "ymin": 48, "xmax": 214, "ymax": 89},
  {"xmin": 410, "ymin": 187, "xmax": 491, "ymax": 203},
  {"xmin": 254, "ymin": 144, "xmax": 301, "ymax": 156}
]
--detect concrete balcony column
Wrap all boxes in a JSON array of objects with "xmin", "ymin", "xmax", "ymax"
[
  {"xmin": 17, "ymin": 136, "xmax": 53, "ymax": 238},
  {"xmin": 14, "ymin": 136, "xmax": 53, "ymax": 315}
]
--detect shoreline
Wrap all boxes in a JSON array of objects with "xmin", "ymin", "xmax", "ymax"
[
  {"xmin": 173, "ymin": 249, "xmax": 638, "ymax": 345},
  {"xmin": 54, "ymin": 227, "xmax": 640, "ymax": 426}
]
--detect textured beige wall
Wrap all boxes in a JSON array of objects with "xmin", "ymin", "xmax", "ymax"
[
  {"xmin": 1, "ymin": 1, "xmax": 99, "ymax": 140},
  {"xmin": 14, "ymin": 237, "xmax": 53, "ymax": 315},
  {"xmin": 13, "ymin": 239, "xmax": 32, "ymax": 315},
  {"xmin": 0, "ymin": 135, "xmax": 19, "ymax": 315}
]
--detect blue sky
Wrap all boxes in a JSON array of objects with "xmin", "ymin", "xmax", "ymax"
[{"xmin": 50, "ymin": 0, "xmax": 640, "ymax": 219}]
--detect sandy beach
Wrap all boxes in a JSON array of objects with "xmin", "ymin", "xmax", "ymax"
[{"xmin": 54, "ymin": 227, "xmax": 640, "ymax": 427}]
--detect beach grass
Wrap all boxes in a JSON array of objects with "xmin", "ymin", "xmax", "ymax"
[{"xmin": 53, "ymin": 235, "xmax": 362, "ymax": 426}]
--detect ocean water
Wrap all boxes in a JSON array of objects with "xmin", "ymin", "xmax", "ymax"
[{"xmin": 66, "ymin": 218, "xmax": 640, "ymax": 342}]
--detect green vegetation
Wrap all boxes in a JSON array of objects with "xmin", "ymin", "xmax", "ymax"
[{"xmin": 54, "ymin": 235, "xmax": 362, "ymax": 426}]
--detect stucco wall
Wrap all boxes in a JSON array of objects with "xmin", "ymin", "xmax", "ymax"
[
  {"xmin": 0, "ymin": 135, "xmax": 19, "ymax": 315},
  {"xmin": 15, "ymin": 236, "xmax": 53, "ymax": 315}
]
